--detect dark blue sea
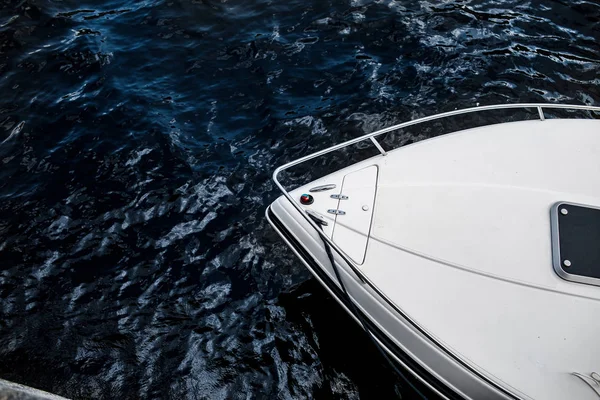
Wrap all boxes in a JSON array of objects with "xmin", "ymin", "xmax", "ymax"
[{"xmin": 0, "ymin": 0, "xmax": 598, "ymax": 398}]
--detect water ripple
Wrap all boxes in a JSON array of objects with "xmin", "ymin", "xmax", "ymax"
[{"xmin": 0, "ymin": 0, "xmax": 598, "ymax": 398}]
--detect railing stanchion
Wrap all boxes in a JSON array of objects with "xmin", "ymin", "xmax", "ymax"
[
  {"xmin": 369, "ymin": 137, "xmax": 387, "ymax": 156},
  {"xmin": 537, "ymin": 106, "xmax": 545, "ymax": 121}
]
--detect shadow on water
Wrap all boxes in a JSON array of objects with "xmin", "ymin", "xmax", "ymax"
[{"xmin": 0, "ymin": 0, "xmax": 599, "ymax": 398}]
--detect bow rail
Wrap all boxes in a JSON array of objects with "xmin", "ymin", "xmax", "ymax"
[{"xmin": 272, "ymin": 103, "xmax": 600, "ymax": 282}]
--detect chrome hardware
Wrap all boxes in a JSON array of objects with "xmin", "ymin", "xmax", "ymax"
[
  {"xmin": 330, "ymin": 194, "xmax": 349, "ymax": 200},
  {"xmin": 309, "ymin": 184, "xmax": 336, "ymax": 192},
  {"xmin": 305, "ymin": 209, "xmax": 328, "ymax": 226},
  {"xmin": 327, "ymin": 209, "xmax": 346, "ymax": 215},
  {"xmin": 369, "ymin": 136, "xmax": 387, "ymax": 156},
  {"xmin": 572, "ymin": 372, "xmax": 600, "ymax": 397},
  {"xmin": 537, "ymin": 106, "xmax": 545, "ymax": 121}
]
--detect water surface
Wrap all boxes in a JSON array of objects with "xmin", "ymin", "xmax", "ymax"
[{"xmin": 0, "ymin": 0, "xmax": 599, "ymax": 398}]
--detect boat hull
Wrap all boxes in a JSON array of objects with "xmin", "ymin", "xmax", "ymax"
[
  {"xmin": 269, "ymin": 113, "xmax": 600, "ymax": 400},
  {"xmin": 266, "ymin": 203, "xmax": 515, "ymax": 400}
]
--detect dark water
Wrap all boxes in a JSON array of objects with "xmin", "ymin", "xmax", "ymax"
[{"xmin": 0, "ymin": 0, "xmax": 599, "ymax": 398}]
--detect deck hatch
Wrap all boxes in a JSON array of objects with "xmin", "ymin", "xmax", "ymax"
[
  {"xmin": 551, "ymin": 202, "xmax": 600, "ymax": 286},
  {"xmin": 331, "ymin": 165, "xmax": 378, "ymax": 265}
]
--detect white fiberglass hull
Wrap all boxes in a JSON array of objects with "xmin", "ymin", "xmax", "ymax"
[
  {"xmin": 268, "ymin": 111, "xmax": 600, "ymax": 400},
  {"xmin": 266, "ymin": 204, "xmax": 510, "ymax": 399}
]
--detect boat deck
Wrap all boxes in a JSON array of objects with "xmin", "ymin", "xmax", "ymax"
[{"xmin": 270, "ymin": 109, "xmax": 600, "ymax": 400}]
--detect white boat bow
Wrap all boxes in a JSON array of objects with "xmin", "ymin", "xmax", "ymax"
[{"xmin": 267, "ymin": 104, "xmax": 600, "ymax": 400}]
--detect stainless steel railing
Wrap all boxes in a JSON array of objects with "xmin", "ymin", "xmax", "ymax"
[{"xmin": 272, "ymin": 103, "xmax": 600, "ymax": 283}]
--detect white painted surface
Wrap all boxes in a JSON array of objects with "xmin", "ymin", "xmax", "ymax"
[
  {"xmin": 275, "ymin": 118, "xmax": 600, "ymax": 400},
  {"xmin": 366, "ymin": 119, "xmax": 600, "ymax": 400},
  {"xmin": 268, "ymin": 199, "xmax": 498, "ymax": 400}
]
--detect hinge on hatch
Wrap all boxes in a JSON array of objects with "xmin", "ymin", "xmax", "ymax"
[
  {"xmin": 330, "ymin": 194, "xmax": 349, "ymax": 200},
  {"xmin": 327, "ymin": 209, "xmax": 346, "ymax": 215}
]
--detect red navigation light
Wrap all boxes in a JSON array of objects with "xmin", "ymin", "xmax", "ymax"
[{"xmin": 300, "ymin": 194, "xmax": 314, "ymax": 205}]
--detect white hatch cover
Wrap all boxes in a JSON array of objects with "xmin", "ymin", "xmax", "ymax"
[{"xmin": 331, "ymin": 165, "xmax": 378, "ymax": 264}]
